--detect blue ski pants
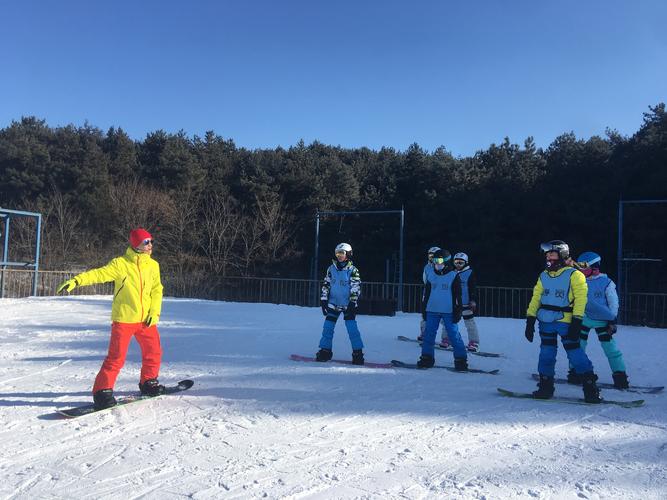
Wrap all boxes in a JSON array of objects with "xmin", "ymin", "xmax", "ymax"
[
  {"xmin": 422, "ymin": 312, "xmax": 466, "ymax": 359},
  {"xmin": 537, "ymin": 321, "xmax": 594, "ymax": 376},
  {"xmin": 319, "ymin": 308, "xmax": 364, "ymax": 350}
]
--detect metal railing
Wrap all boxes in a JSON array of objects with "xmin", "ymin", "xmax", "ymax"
[{"xmin": 1, "ymin": 269, "xmax": 665, "ymax": 327}]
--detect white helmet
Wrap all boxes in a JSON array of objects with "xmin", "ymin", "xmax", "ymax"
[
  {"xmin": 454, "ymin": 252, "xmax": 469, "ymax": 264},
  {"xmin": 335, "ymin": 242, "xmax": 353, "ymax": 257},
  {"xmin": 428, "ymin": 246, "xmax": 441, "ymax": 254}
]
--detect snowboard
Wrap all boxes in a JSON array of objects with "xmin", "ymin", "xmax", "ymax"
[
  {"xmin": 391, "ymin": 359, "xmax": 499, "ymax": 374},
  {"xmin": 56, "ymin": 379, "xmax": 194, "ymax": 418},
  {"xmin": 396, "ymin": 335, "xmax": 502, "ymax": 358},
  {"xmin": 290, "ymin": 354, "xmax": 393, "ymax": 369},
  {"xmin": 497, "ymin": 388, "xmax": 644, "ymax": 408},
  {"xmin": 530, "ymin": 373, "xmax": 663, "ymax": 394}
]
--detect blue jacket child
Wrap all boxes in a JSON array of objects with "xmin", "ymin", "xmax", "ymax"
[
  {"xmin": 315, "ymin": 243, "xmax": 365, "ymax": 365},
  {"xmin": 419, "ymin": 249, "xmax": 468, "ymax": 370}
]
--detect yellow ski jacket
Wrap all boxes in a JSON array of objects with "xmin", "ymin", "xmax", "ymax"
[
  {"xmin": 73, "ymin": 247, "xmax": 163, "ymax": 324},
  {"xmin": 526, "ymin": 265, "xmax": 587, "ymax": 323}
]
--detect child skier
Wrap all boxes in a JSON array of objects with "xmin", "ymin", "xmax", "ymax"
[
  {"xmin": 524, "ymin": 240, "xmax": 602, "ymax": 403},
  {"xmin": 419, "ymin": 249, "xmax": 467, "ymax": 370},
  {"xmin": 316, "ymin": 243, "xmax": 365, "ymax": 365},
  {"xmin": 417, "ymin": 246, "xmax": 443, "ymax": 342},
  {"xmin": 570, "ymin": 251, "xmax": 629, "ymax": 389},
  {"xmin": 440, "ymin": 252, "xmax": 481, "ymax": 352},
  {"xmin": 56, "ymin": 228, "xmax": 165, "ymax": 410}
]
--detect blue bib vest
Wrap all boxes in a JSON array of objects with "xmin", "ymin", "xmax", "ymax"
[
  {"xmin": 537, "ymin": 268, "xmax": 575, "ymax": 323},
  {"xmin": 457, "ymin": 268, "xmax": 472, "ymax": 304},
  {"xmin": 585, "ymin": 274, "xmax": 615, "ymax": 321},
  {"xmin": 425, "ymin": 267, "xmax": 457, "ymax": 313},
  {"xmin": 328, "ymin": 264, "xmax": 356, "ymax": 307}
]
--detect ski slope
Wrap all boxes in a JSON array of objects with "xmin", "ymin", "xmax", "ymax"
[{"xmin": 1, "ymin": 296, "xmax": 666, "ymax": 499}]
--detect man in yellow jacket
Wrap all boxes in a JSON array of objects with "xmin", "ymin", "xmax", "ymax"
[
  {"xmin": 57, "ymin": 228, "xmax": 164, "ymax": 410},
  {"xmin": 524, "ymin": 240, "xmax": 601, "ymax": 403}
]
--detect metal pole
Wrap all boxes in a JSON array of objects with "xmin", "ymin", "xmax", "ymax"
[
  {"xmin": 314, "ymin": 210, "xmax": 320, "ymax": 306},
  {"xmin": 33, "ymin": 213, "xmax": 42, "ymax": 296},
  {"xmin": 1, "ymin": 216, "xmax": 10, "ymax": 299},
  {"xmin": 617, "ymin": 200, "xmax": 624, "ymax": 323},
  {"xmin": 399, "ymin": 207, "xmax": 405, "ymax": 311}
]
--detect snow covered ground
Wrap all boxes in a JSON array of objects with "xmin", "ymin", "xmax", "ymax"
[{"xmin": 0, "ymin": 296, "xmax": 666, "ymax": 499}]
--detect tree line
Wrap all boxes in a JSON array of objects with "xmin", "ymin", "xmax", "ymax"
[{"xmin": 1, "ymin": 104, "xmax": 666, "ymax": 293}]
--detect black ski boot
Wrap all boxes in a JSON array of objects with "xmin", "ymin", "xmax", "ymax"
[
  {"xmin": 417, "ymin": 354, "xmax": 435, "ymax": 369},
  {"xmin": 454, "ymin": 357, "xmax": 468, "ymax": 372},
  {"xmin": 582, "ymin": 372, "xmax": 602, "ymax": 403},
  {"xmin": 612, "ymin": 371, "xmax": 629, "ymax": 389},
  {"xmin": 567, "ymin": 368, "xmax": 583, "ymax": 385},
  {"xmin": 315, "ymin": 348, "xmax": 333, "ymax": 362},
  {"xmin": 139, "ymin": 378, "xmax": 166, "ymax": 397},
  {"xmin": 352, "ymin": 349, "xmax": 364, "ymax": 366},
  {"xmin": 532, "ymin": 375, "xmax": 555, "ymax": 399},
  {"xmin": 93, "ymin": 389, "xmax": 117, "ymax": 410}
]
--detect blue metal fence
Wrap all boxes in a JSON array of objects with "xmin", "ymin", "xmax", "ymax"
[{"xmin": 2, "ymin": 269, "xmax": 666, "ymax": 327}]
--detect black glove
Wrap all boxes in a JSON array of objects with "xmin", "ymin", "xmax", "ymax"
[
  {"xmin": 525, "ymin": 316, "xmax": 536, "ymax": 342},
  {"xmin": 347, "ymin": 299, "xmax": 358, "ymax": 310},
  {"xmin": 566, "ymin": 316, "xmax": 583, "ymax": 342},
  {"xmin": 607, "ymin": 321, "xmax": 617, "ymax": 335},
  {"xmin": 320, "ymin": 300, "xmax": 329, "ymax": 316}
]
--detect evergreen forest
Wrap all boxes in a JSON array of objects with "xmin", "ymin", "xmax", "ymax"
[{"xmin": 1, "ymin": 104, "xmax": 666, "ymax": 292}]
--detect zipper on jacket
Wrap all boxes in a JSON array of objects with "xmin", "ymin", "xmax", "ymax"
[
  {"xmin": 114, "ymin": 277, "xmax": 127, "ymax": 299},
  {"xmin": 137, "ymin": 257, "xmax": 144, "ymax": 320}
]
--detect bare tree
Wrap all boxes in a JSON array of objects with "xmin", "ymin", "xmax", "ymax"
[
  {"xmin": 42, "ymin": 187, "xmax": 82, "ymax": 267},
  {"xmin": 255, "ymin": 193, "xmax": 299, "ymax": 263},
  {"xmin": 238, "ymin": 211, "xmax": 265, "ymax": 275},
  {"xmin": 107, "ymin": 178, "xmax": 176, "ymax": 243},
  {"xmin": 200, "ymin": 193, "xmax": 243, "ymax": 276}
]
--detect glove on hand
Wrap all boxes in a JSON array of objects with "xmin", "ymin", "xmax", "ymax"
[
  {"xmin": 145, "ymin": 316, "xmax": 159, "ymax": 327},
  {"xmin": 57, "ymin": 278, "xmax": 79, "ymax": 294},
  {"xmin": 320, "ymin": 300, "xmax": 329, "ymax": 316},
  {"xmin": 607, "ymin": 321, "xmax": 617, "ymax": 335},
  {"xmin": 525, "ymin": 316, "xmax": 536, "ymax": 342},
  {"xmin": 347, "ymin": 299, "xmax": 358, "ymax": 310},
  {"xmin": 566, "ymin": 317, "xmax": 583, "ymax": 342}
]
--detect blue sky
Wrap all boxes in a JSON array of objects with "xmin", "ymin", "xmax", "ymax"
[{"xmin": 1, "ymin": 1, "xmax": 666, "ymax": 156}]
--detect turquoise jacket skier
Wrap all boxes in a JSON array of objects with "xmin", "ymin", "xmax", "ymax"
[{"xmin": 574, "ymin": 251, "xmax": 628, "ymax": 389}]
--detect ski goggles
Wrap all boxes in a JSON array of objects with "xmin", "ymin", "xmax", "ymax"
[
  {"xmin": 335, "ymin": 250, "xmax": 347, "ymax": 256},
  {"xmin": 540, "ymin": 242, "xmax": 564, "ymax": 253},
  {"xmin": 141, "ymin": 239, "xmax": 154, "ymax": 246},
  {"xmin": 432, "ymin": 257, "xmax": 446, "ymax": 265},
  {"xmin": 453, "ymin": 259, "xmax": 466, "ymax": 266}
]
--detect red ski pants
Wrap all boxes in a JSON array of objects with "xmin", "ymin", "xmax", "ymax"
[{"xmin": 92, "ymin": 322, "xmax": 162, "ymax": 394}]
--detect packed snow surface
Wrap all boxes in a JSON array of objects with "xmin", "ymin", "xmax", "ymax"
[{"xmin": 1, "ymin": 296, "xmax": 666, "ymax": 499}]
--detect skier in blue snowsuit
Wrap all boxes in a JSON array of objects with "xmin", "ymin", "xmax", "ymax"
[
  {"xmin": 316, "ymin": 243, "xmax": 365, "ymax": 365},
  {"xmin": 417, "ymin": 246, "xmax": 446, "ymax": 342},
  {"xmin": 570, "ymin": 251, "xmax": 629, "ymax": 389},
  {"xmin": 418, "ymin": 249, "xmax": 467, "ymax": 370},
  {"xmin": 525, "ymin": 240, "xmax": 601, "ymax": 403}
]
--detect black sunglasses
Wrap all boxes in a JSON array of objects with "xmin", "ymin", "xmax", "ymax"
[{"xmin": 142, "ymin": 239, "xmax": 154, "ymax": 245}]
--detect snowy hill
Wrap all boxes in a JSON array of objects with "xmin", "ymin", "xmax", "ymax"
[{"xmin": 1, "ymin": 296, "xmax": 666, "ymax": 499}]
